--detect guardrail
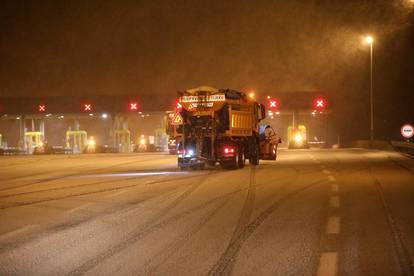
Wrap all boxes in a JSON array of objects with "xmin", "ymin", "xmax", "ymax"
[{"xmin": 391, "ymin": 141, "xmax": 414, "ymax": 156}]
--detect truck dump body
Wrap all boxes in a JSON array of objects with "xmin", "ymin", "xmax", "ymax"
[{"xmin": 174, "ymin": 86, "xmax": 277, "ymax": 170}]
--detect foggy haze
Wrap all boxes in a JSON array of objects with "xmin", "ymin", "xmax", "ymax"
[{"xmin": 0, "ymin": 0, "xmax": 413, "ymax": 141}]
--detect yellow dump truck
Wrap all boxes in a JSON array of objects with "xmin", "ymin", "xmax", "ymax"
[{"xmin": 174, "ymin": 86, "xmax": 279, "ymax": 170}]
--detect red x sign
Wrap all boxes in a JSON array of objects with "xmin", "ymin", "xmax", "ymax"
[
  {"xmin": 313, "ymin": 97, "xmax": 327, "ymax": 110},
  {"xmin": 129, "ymin": 102, "xmax": 138, "ymax": 111},
  {"xmin": 84, "ymin": 104, "xmax": 92, "ymax": 111},
  {"xmin": 38, "ymin": 105, "xmax": 46, "ymax": 112},
  {"xmin": 267, "ymin": 98, "xmax": 279, "ymax": 110}
]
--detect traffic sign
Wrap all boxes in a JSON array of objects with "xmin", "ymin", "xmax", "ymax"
[
  {"xmin": 171, "ymin": 112, "xmax": 183, "ymax": 125},
  {"xmin": 267, "ymin": 97, "xmax": 279, "ymax": 111},
  {"xmin": 129, "ymin": 102, "xmax": 138, "ymax": 111},
  {"xmin": 401, "ymin": 124, "xmax": 414, "ymax": 139},
  {"xmin": 38, "ymin": 104, "xmax": 46, "ymax": 112},
  {"xmin": 313, "ymin": 97, "xmax": 327, "ymax": 111},
  {"xmin": 83, "ymin": 103, "xmax": 92, "ymax": 112}
]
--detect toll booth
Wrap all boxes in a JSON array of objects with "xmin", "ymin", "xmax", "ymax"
[
  {"xmin": 154, "ymin": 128, "xmax": 168, "ymax": 151},
  {"xmin": 66, "ymin": 130, "xmax": 88, "ymax": 153},
  {"xmin": 288, "ymin": 125, "xmax": 308, "ymax": 149},
  {"xmin": 111, "ymin": 115, "xmax": 131, "ymax": 153},
  {"xmin": 113, "ymin": 129, "xmax": 131, "ymax": 153},
  {"xmin": 25, "ymin": 131, "xmax": 44, "ymax": 154}
]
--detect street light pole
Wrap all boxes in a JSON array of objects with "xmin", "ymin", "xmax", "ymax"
[
  {"xmin": 369, "ymin": 41, "xmax": 374, "ymax": 142},
  {"xmin": 364, "ymin": 35, "xmax": 374, "ymax": 142}
]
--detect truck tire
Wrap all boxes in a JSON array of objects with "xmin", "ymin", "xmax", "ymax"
[
  {"xmin": 238, "ymin": 148, "xmax": 245, "ymax": 168},
  {"xmin": 250, "ymin": 142, "xmax": 260, "ymax": 166}
]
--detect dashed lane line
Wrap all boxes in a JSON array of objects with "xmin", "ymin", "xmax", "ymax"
[
  {"xmin": 331, "ymin": 184, "xmax": 339, "ymax": 192},
  {"xmin": 327, "ymin": 216, "xmax": 340, "ymax": 234},
  {"xmin": 317, "ymin": 252, "xmax": 338, "ymax": 276},
  {"xmin": 329, "ymin": 196, "xmax": 340, "ymax": 208},
  {"xmin": 328, "ymin": 175, "xmax": 336, "ymax": 182},
  {"xmin": 322, "ymin": 169, "xmax": 331, "ymax": 175}
]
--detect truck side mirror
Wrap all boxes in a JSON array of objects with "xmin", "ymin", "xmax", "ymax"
[{"xmin": 256, "ymin": 104, "xmax": 266, "ymax": 121}]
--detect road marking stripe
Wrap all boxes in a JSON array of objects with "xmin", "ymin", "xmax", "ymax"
[
  {"xmin": 327, "ymin": 216, "xmax": 340, "ymax": 234},
  {"xmin": 322, "ymin": 169, "xmax": 331, "ymax": 175},
  {"xmin": 330, "ymin": 196, "xmax": 340, "ymax": 208},
  {"xmin": 0, "ymin": 224, "xmax": 38, "ymax": 242},
  {"xmin": 328, "ymin": 175, "xmax": 336, "ymax": 182},
  {"xmin": 67, "ymin": 203, "xmax": 92, "ymax": 213},
  {"xmin": 317, "ymin": 252, "xmax": 338, "ymax": 276},
  {"xmin": 331, "ymin": 184, "xmax": 339, "ymax": 192}
]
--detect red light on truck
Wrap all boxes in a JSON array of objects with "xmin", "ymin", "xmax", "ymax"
[
  {"xmin": 223, "ymin": 146, "xmax": 235, "ymax": 155},
  {"xmin": 176, "ymin": 101, "xmax": 183, "ymax": 111}
]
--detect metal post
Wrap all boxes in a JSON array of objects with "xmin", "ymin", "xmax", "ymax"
[{"xmin": 370, "ymin": 43, "xmax": 374, "ymax": 142}]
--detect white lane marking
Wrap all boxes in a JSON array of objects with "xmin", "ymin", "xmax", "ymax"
[
  {"xmin": 322, "ymin": 169, "xmax": 331, "ymax": 175},
  {"xmin": 331, "ymin": 184, "xmax": 339, "ymax": 192},
  {"xmin": 327, "ymin": 216, "xmax": 340, "ymax": 234},
  {"xmin": 67, "ymin": 203, "xmax": 93, "ymax": 214},
  {"xmin": 330, "ymin": 196, "xmax": 340, "ymax": 208},
  {"xmin": 0, "ymin": 224, "xmax": 39, "ymax": 242},
  {"xmin": 328, "ymin": 175, "xmax": 336, "ymax": 182},
  {"xmin": 107, "ymin": 190, "xmax": 127, "ymax": 198},
  {"xmin": 76, "ymin": 171, "xmax": 187, "ymax": 178},
  {"xmin": 317, "ymin": 252, "xmax": 338, "ymax": 276}
]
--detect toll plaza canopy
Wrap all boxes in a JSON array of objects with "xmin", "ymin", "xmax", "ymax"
[
  {"xmin": 0, "ymin": 91, "xmax": 330, "ymax": 115},
  {"xmin": 0, "ymin": 95, "xmax": 176, "ymax": 115}
]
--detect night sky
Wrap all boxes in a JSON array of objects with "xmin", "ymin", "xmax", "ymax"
[{"xmin": 0, "ymin": 0, "xmax": 413, "ymax": 141}]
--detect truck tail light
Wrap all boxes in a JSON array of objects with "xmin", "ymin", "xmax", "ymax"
[{"xmin": 223, "ymin": 146, "xmax": 235, "ymax": 156}]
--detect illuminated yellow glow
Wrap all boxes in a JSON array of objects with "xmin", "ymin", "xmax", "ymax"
[
  {"xmin": 249, "ymin": 92, "xmax": 255, "ymax": 99},
  {"xmin": 140, "ymin": 138, "xmax": 146, "ymax": 145},
  {"xmin": 364, "ymin": 35, "xmax": 374, "ymax": 45},
  {"xmin": 39, "ymin": 141, "xmax": 44, "ymax": 147},
  {"xmin": 88, "ymin": 137, "xmax": 96, "ymax": 147},
  {"xmin": 294, "ymin": 133, "xmax": 303, "ymax": 143}
]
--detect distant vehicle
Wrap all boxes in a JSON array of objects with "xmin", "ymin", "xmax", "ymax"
[
  {"xmin": 175, "ymin": 86, "xmax": 280, "ymax": 170},
  {"xmin": 288, "ymin": 125, "xmax": 309, "ymax": 149},
  {"xmin": 33, "ymin": 141, "xmax": 54, "ymax": 155}
]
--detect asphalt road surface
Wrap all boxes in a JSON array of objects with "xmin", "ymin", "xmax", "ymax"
[{"xmin": 0, "ymin": 149, "xmax": 413, "ymax": 276}]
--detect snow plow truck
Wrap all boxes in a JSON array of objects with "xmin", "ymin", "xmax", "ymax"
[{"xmin": 172, "ymin": 86, "xmax": 280, "ymax": 170}]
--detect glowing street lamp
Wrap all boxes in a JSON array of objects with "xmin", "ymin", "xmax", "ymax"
[{"xmin": 363, "ymin": 34, "xmax": 374, "ymax": 142}]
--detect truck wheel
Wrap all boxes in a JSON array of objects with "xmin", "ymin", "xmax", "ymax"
[
  {"xmin": 250, "ymin": 143, "xmax": 260, "ymax": 166},
  {"xmin": 238, "ymin": 150, "xmax": 245, "ymax": 168}
]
